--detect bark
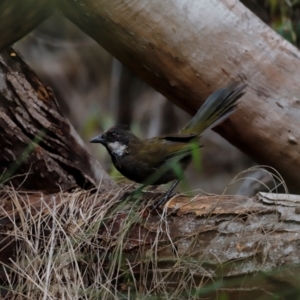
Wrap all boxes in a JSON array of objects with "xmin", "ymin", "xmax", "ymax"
[
  {"xmin": 0, "ymin": 47, "xmax": 114, "ymax": 191},
  {"xmin": 1, "ymin": 189, "xmax": 300, "ymax": 299},
  {"xmin": 59, "ymin": 0, "xmax": 300, "ymax": 193},
  {"xmin": 0, "ymin": 0, "xmax": 56, "ymax": 51}
]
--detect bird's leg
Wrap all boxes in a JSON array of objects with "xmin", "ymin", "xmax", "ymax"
[{"xmin": 153, "ymin": 179, "xmax": 180, "ymax": 209}]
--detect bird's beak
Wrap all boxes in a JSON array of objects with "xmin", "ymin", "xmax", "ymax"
[{"xmin": 90, "ymin": 135, "xmax": 106, "ymax": 144}]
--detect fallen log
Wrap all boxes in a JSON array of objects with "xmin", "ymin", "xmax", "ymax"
[{"xmin": 0, "ymin": 187, "xmax": 299, "ymax": 299}]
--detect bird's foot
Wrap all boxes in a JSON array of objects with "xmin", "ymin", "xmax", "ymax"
[
  {"xmin": 152, "ymin": 191, "xmax": 176, "ymax": 210},
  {"xmin": 152, "ymin": 179, "xmax": 179, "ymax": 210}
]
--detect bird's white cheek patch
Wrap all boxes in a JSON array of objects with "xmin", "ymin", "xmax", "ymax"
[{"xmin": 108, "ymin": 142, "xmax": 127, "ymax": 156}]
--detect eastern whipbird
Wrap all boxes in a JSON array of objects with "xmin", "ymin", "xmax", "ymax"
[{"xmin": 90, "ymin": 82, "xmax": 247, "ymax": 208}]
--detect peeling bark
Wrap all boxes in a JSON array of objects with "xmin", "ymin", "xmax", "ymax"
[{"xmin": 0, "ymin": 48, "xmax": 114, "ymax": 191}]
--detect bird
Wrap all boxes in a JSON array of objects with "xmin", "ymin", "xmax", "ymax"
[{"xmin": 90, "ymin": 82, "xmax": 247, "ymax": 208}]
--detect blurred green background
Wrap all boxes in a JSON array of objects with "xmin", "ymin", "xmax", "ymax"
[{"xmin": 14, "ymin": 0, "xmax": 300, "ymax": 195}]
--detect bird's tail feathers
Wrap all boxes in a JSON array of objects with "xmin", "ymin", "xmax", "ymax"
[{"xmin": 181, "ymin": 82, "xmax": 247, "ymax": 135}]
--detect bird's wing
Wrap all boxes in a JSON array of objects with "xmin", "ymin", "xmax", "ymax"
[
  {"xmin": 164, "ymin": 142, "xmax": 200, "ymax": 161},
  {"xmin": 159, "ymin": 132, "xmax": 198, "ymax": 142},
  {"xmin": 135, "ymin": 134, "xmax": 201, "ymax": 170},
  {"xmin": 155, "ymin": 135, "xmax": 202, "ymax": 161}
]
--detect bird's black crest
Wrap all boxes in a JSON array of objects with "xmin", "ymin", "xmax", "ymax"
[{"xmin": 113, "ymin": 124, "xmax": 129, "ymax": 131}]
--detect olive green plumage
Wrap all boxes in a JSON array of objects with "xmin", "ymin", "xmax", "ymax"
[{"xmin": 90, "ymin": 82, "xmax": 247, "ymax": 207}]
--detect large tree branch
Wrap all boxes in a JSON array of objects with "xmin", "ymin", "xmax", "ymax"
[{"xmin": 59, "ymin": 0, "xmax": 300, "ymax": 193}]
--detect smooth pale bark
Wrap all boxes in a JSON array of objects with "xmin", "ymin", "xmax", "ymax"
[{"xmin": 60, "ymin": 0, "xmax": 300, "ymax": 192}]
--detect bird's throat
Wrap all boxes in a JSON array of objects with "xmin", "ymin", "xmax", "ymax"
[{"xmin": 107, "ymin": 141, "xmax": 127, "ymax": 156}]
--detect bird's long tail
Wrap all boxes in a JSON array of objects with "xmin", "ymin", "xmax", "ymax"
[{"xmin": 180, "ymin": 82, "xmax": 247, "ymax": 135}]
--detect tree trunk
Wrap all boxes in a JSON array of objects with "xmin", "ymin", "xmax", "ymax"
[
  {"xmin": 59, "ymin": 0, "xmax": 300, "ymax": 193},
  {"xmin": 1, "ymin": 188, "xmax": 300, "ymax": 299},
  {"xmin": 0, "ymin": 47, "xmax": 114, "ymax": 191}
]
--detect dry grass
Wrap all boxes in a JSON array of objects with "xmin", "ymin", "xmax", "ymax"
[
  {"xmin": 0, "ymin": 185, "xmax": 206, "ymax": 299},
  {"xmin": 0, "ymin": 186, "xmax": 137, "ymax": 299}
]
